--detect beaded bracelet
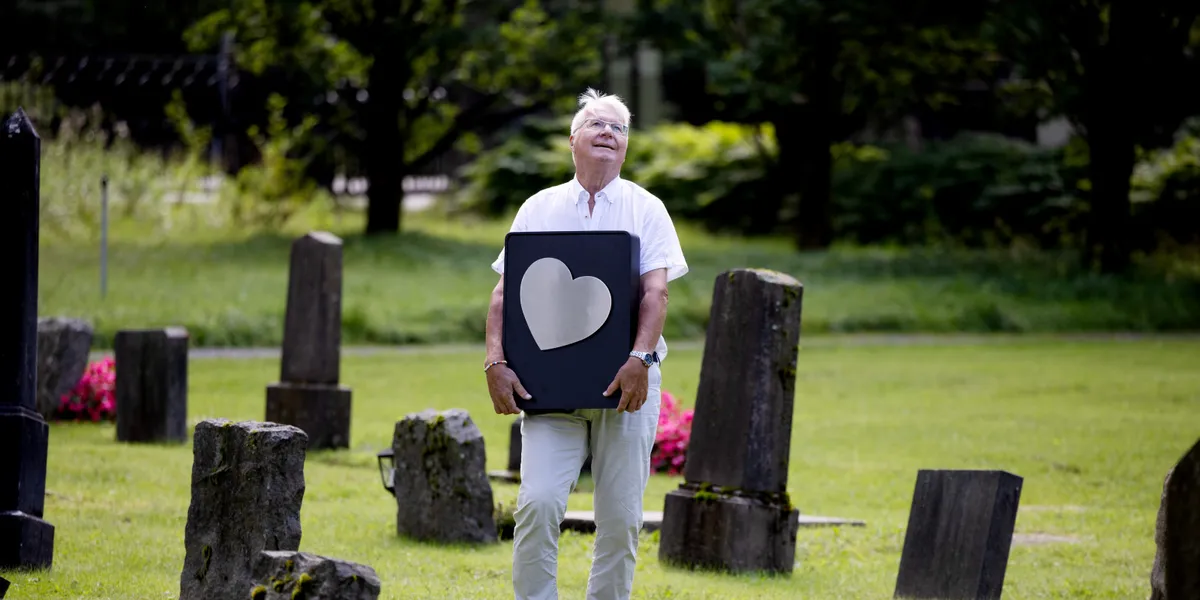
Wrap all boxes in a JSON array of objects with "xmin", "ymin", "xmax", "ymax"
[{"xmin": 483, "ymin": 360, "xmax": 507, "ymax": 372}]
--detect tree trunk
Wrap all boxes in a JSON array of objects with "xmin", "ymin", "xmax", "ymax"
[
  {"xmin": 363, "ymin": 40, "xmax": 406, "ymax": 236},
  {"xmin": 1083, "ymin": 111, "xmax": 1134, "ymax": 273},
  {"xmin": 793, "ymin": 27, "xmax": 839, "ymax": 250},
  {"xmin": 759, "ymin": 112, "xmax": 801, "ymax": 236},
  {"xmin": 1081, "ymin": 7, "xmax": 1137, "ymax": 274}
]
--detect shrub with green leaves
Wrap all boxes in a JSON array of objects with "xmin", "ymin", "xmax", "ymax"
[
  {"xmin": 453, "ymin": 117, "xmax": 775, "ymax": 232},
  {"xmin": 831, "ymin": 133, "xmax": 1082, "ymax": 248},
  {"xmin": 1131, "ymin": 119, "xmax": 1200, "ymax": 247}
]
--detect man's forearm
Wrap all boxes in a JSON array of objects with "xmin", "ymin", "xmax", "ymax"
[
  {"xmin": 632, "ymin": 272, "xmax": 669, "ymax": 353},
  {"xmin": 485, "ymin": 278, "xmax": 506, "ymax": 363}
]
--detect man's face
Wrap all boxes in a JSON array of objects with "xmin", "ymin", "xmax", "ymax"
[{"xmin": 570, "ymin": 105, "xmax": 628, "ymax": 169}]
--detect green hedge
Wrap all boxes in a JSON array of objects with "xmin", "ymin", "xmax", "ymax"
[{"xmin": 454, "ymin": 117, "xmax": 1197, "ymax": 250}]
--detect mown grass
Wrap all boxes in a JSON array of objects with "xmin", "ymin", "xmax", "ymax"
[
  {"xmin": 37, "ymin": 205, "xmax": 1200, "ymax": 349},
  {"xmin": 2, "ymin": 337, "xmax": 1198, "ymax": 599}
]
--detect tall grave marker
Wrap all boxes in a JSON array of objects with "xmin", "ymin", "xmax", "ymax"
[
  {"xmin": 265, "ymin": 232, "xmax": 353, "ymax": 449},
  {"xmin": 0, "ymin": 109, "xmax": 55, "ymax": 570},
  {"xmin": 658, "ymin": 269, "xmax": 804, "ymax": 573}
]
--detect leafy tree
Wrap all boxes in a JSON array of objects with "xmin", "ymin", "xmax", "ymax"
[
  {"xmin": 186, "ymin": 0, "xmax": 603, "ymax": 234},
  {"xmin": 631, "ymin": 0, "xmax": 995, "ymax": 247},
  {"xmin": 989, "ymin": 1, "xmax": 1200, "ymax": 272}
]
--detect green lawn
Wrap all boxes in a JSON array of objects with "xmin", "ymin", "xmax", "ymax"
[
  {"xmin": 3, "ymin": 337, "xmax": 1197, "ymax": 599},
  {"xmin": 37, "ymin": 207, "xmax": 1200, "ymax": 349}
]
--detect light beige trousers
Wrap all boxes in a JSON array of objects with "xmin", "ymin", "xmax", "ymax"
[{"xmin": 512, "ymin": 364, "xmax": 662, "ymax": 600}]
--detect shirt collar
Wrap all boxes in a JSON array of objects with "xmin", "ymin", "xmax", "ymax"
[{"xmin": 569, "ymin": 175, "xmax": 621, "ymax": 205}]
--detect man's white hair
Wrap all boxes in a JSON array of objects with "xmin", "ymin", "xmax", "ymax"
[{"xmin": 570, "ymin": 87, "xmax": 631, "ymax": 134}]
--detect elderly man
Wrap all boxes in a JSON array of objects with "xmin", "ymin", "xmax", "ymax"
[{"xmin": 483, "ymin": 88, "xmax": 688, "ymax": 600}]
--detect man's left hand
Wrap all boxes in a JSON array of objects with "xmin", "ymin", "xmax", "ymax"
[{"xmin": 604, "ymin": 357, "xmax": 649, "ymax": 413}]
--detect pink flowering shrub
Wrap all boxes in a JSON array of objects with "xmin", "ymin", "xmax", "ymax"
[
  {"xmin": 54, "ymin": 357, "xmax": 116, "ymax": 422},
  {"xmin": 651, "ymin": 390, "xmax": 694, "ymax": 475}
]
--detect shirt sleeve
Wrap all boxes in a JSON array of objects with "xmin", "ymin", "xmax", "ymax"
[
  {"xmin": 639, "ymin": 199, "xmax": 688, "ymax": 281},
  {"xmin": 491, "ymin": 202, "xmax": 530, "ymax": 275}
]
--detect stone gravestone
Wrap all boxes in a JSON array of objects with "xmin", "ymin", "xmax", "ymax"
[
  {"xmin": 0, "ymin": 108, "xmax": 55, "ymax": 571},
  {"xmin": 658, "ymin": 269, "xmax": 804, "ymax": 573},
  {"xmin": 392, "ymin": 409, "xmax": 496, "ymax": 544},
  {"xmin": 893, "ymin": 470, "xmax": 1023, "ymax": 600},
  {"xmin": 35, "ymin": 317, "xmax": 94, "ymax": 419},
  {"xmin": 266, "ymin": 232, "xmax": 353, "ymax": 450},
  {"xmin": 250, "ymin": 551, "xmax": 381, "ymax": 600},
  {"xmin": 115, "ymin": 328, "xmax": 189, "ymax": 444},
  {"xmin": 1149, "ymin": 437, "xmax": 1200, "ymax": 600},
  {"xmin": 180, "ymin": 420, "xmax": 308, "ymax": 600}
]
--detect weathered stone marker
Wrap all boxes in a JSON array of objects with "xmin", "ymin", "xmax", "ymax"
[
  {"xmin": 180, "ymin": 419, "xmax": 308, "ymax": 600},
  {"xmin": 893, "ymin": 470, "xmax": 1023, "ymax": 600},
  {"xmin": 0, "ymin": 108, "xmax": 55, "ymax": 571},
  {"xmin": 392, "ymin": 409, "xmax": 496, "ymax": 544},
  {"xmin": 1149, "ymin": 437, "xmax": 1200, "ymax": 600},
  {"xmin": 659, "ymin": 269, "xmax": 803, "ymax": 573},
  {"xmin": 250, "ymin": 551, "xmax": 381, "ymax": 600},
  {"xmin": 265, "ymin": 232, "xmax": 352, "ymax": 450},
  {"xmin": 35, "ymin": 317, "xmax": 94, "ymax": 419},
  {"xmin": 115, "ymin": 328, "xmax": 189, "ymax": 443}
]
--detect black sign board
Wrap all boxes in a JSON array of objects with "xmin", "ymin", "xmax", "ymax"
[{"xmin": 502, "ymin": 231, "xmax": 641, "ymax": 411}]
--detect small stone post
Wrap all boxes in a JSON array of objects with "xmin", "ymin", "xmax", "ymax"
[
  {"xmin": 1149, "ymin": 437, "xmax": 1200, "ymax": 600},
  {"xmin": 265, "ymin": 232, "xmax": 352, "ymax": 450},
  {"xmin": 893, "ymin": 470, "xmax": 1023, "ymax": 599},
  {"xmin": 115, "ymin": 327, "xmax": 189, "ymax": 443},
  {"xmin": 0, "ymin": 109, "xmax": 55, "ymax": 571},
  {"xmin": 658, "ymin": 269, "xmax": 804, "ymax": 573},
  {"xmin": 508, "ymin": 415, "xmax": 522, "ymax": 473},
  {"xmin": 179, "ymin": 420, "xmax": 308, "ymax": 600}
]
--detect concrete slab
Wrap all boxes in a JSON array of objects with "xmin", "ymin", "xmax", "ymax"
[
  {"xmin": 488, "ymin": 469, "xmax": 520, "ymax": 485},
  {"xmin": 559, "ymin": 511, "xmax": 865, "ymax": 535}
]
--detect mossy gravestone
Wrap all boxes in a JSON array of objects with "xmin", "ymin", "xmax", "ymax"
[
  {"xmin": 179, "ymin": 420, "xmax": 307, "ymax": 600},
  {"xmin": 1149, "ymin": 437, "xmax": 1200, "ymax": 600},
  {"xmin": 266, "ymin": 232, "xmax": 353, "ymax": 450},
  {"xmin": 392, "ymin": 409, "xmax": 496, "ymax": 544},
  {"xmin": 658, "ymin": 269, "xmax": 804, "ymax": 574},
  {"xmin": 250, "ymin": 551, "xmax": 380, "ymax": 600}
]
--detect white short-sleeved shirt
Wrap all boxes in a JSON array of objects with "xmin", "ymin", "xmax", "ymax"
[{"xmin": 491, "ymin": 175, "xmax": 689, "ymax": 361}]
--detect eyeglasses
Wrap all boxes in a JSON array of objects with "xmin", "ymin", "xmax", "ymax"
[{"xmin": 575, "ymin": 118, "xmax": 628, "ymax": 137}]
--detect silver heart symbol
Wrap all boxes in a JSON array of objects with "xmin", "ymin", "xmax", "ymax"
[{"xmin": 519, "ymin": 257, "xmax": 612, "ymax": 351}]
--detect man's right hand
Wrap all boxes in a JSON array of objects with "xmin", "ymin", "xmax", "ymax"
[{"xmin": 486, "ymin": 363, "xmax": 531, "ymax": 415}]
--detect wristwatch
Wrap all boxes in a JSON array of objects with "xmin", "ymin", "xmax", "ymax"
[{"xmin": 629, "ymin": 350, "xmax": 658, "ymax": 368}]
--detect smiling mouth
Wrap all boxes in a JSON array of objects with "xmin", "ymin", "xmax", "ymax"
[{"xmin": 593, "ymin": 142, "xmax": 615, "ymax": 150}]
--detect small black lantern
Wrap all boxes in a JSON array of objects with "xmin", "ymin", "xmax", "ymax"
[{"xmin": 376, "ymin": 448, "xmax": 395, "ymax": 495}]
